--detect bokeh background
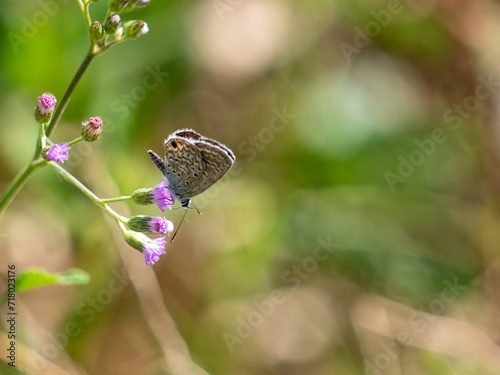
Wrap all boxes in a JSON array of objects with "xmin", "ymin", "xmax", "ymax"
[{"xmin": 2, "ymin": 0, "xmax": 500, "ymax": 374}]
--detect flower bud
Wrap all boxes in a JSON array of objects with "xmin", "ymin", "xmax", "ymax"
[
  {"xmin": 89, "ymin": 21, "xmax": 104, "ymax": 41},
  {"xmin": 134, "ymin": 0, "xmax": 150, "ymax": 10},
  {"xmin": 123, "ymin": 20, "xmax": 149, "ymax": 40},
  {"xmin": 34, "ymin": 93, "xmax": 57, "ymax": 123},
  {"xmin": 128, "ymin": 215, "xmax": 174, "ymax": 234},
  {"xmin": 104, "ymin": 14, "xmax": 121, "ymax": 35},
  {"xmin": 81, "ymin": 116, "xmax": 103, "ymax": 142},
  {"xmin": 131, "ymin": 188, "xmax": 154, "ymax": 205},
  {"xmin": 108, "ymin": 0, "xmax": 131, "ymax": 13}
]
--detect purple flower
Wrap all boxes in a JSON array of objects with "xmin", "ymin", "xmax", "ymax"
[
  {"xmin": 152, "ymin": 180, "xmax": 174, "ymax": 212},
  {"xmin": 37, "ymin": 93, "xmax": 57, "ymax": 115},
  {"xmin": 127, "ymin": 215, "xmax": 174, "ymax": 234},
  {"xmin": 142, "ymin": 237, "xmax": 167, "ymax": 265},
  {"xmin": 124, "ymin": 230, "xmax": 167, "ymax": 265},
  {"xmin": 148, "ymin": 217, "xmax": 173, "ymax": 234},
  {"xmin": 45, "ymin": 143, "xmax": 70, "ymax": 163}
]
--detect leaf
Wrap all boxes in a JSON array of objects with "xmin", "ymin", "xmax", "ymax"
[{"xmin": 15, "ymin": 268, "xmax": 90, "ymax": 293}]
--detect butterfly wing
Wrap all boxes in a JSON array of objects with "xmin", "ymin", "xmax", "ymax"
[
  {"xmin": 163, "ymin": 135, "xmax": 205, "ymax": 201},
  {"xmin": 182, "ymin": 137, "xmax": 235, "ymax": 197},
  {"xmin": 162, "ymin": 128, "xmax": 235, "ymax": 200}
]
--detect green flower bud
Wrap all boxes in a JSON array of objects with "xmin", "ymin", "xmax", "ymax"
[
  {"xmin": 131, "ymin": 188, "xmax": 154, "ymax": 205},
  {"xmin": 108, "ymin": 0, "xmax": 132, "ymax": 13},
  {"xmin": 104, "ymin": 14, "xmax": 121, "ymax": 35},
  {"xmin": 89, "ymin": 21, "xmax": 103, "ymax": 41},
  {"xmin": 123, "ymin": 20, "xmax": 149, "ymax": 40}
]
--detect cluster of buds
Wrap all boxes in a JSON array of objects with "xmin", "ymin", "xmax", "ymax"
[
  {"xmin": 88, "ymin": 0, "xmax": 149, "ymax": 44},
  {"xmin": 36, "ymin": 94, "xmax": 105, "ymax": 163}
]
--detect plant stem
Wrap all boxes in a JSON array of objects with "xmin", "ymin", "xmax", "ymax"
[
  {"xmin": 0, "ymin": 160, "xmax": 47, "ymax": 219},
  {"xmin": 0, "ymin": 3, "xmax": 101, "ymax": 221},
  {"xmin": 49, "ymin": 162, "xmax": 128, "ymax": 223},
  {"xmin": 101, "ymin": 196, "xmax": 133, "ymax": 203},
  {"xmin": 67, "ymin": 137, "xmax": 84, "ymax": 147}
]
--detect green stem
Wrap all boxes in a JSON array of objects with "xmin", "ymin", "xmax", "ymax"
[
  {"xmin": 101, "ymin": 196, "xmax": 133, "ymax": 203},
  {"xmin": 0, "ymin": 160, "xmax": 47, "ymax": 219},
  {"xmin": 39, "ymin": 122, "xmax": 48, "ymax": 149},
  {"xmin": 67, "ymin": 137, "xmax": 84, "ymax": 147},
  {"xmin": 48, "ymin": 162, "xmax": 128, "ymax": 223},
  {"xmin": 35, "ymin": 49, "xmax": 96, "ymax": 157}
]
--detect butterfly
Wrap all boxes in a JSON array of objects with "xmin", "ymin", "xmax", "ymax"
[{"xmin": 148, "ymin": 129, "xmax": 235, "ymax": 238}]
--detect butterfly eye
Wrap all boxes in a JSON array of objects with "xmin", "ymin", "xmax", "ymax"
[{"xmin": 170, "ymin": 140, "xmax": 177, "ymax": 149}]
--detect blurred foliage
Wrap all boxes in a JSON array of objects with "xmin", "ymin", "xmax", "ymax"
[{"xmin": 1, "ymin": 0, "xmax": 500, "ymax": 374}]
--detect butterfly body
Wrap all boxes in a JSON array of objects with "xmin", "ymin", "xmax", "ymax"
[{"xmin": 149, "ymin": 129, "xmax": 235, "ymax": 208}]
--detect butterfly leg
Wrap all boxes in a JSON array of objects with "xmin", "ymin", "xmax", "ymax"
[{"xmin": 148, "ymin": 150, "xmax": 167, "ymax": 175}]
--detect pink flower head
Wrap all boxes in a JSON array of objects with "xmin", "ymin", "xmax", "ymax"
[
  {"xmin": 128, "ymin": 215, "xmax": 174, "ymax": 234},
  {"xmin": 148, "ymin": 217, "xmax": 174, "ymax": 234},
  {"xmin": 152, "ymin": 180, "xmax": 174, "ymax": 212},
  {"xmin": 143, "ymin": 237, "xmax": 167, "ymax": 265},
  {"xmin": 124, "ymin": 231, "xmax": 167, "ymax": 265},
  {"xmin": 37, "ymin": 93, "xmax": 57, "ymax": 115},
  {"xmin": 45, "ymin": 143, "xmax": 70, "ymax": 163}
]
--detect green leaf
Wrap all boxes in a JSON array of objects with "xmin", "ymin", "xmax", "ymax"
[
  {"xmin": 1, "ymin": 268, "xmax": 90, "ymax": 305},
  {"xmin": 15, "ymin": 268, "xmax": 90, "ymax": 294}
]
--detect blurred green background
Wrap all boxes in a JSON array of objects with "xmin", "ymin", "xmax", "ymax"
[{"xmin": 2, "ymin": 0, "xmax": 500, "ymax": 374}]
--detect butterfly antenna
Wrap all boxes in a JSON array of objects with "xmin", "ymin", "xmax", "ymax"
[
  {"xmin": 171, "ymin": 208, "xmax": 188, "ymax": 243},
  {"xmin": 192, "ymin": 202, "xmax": 203, "ymax": 215}
]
